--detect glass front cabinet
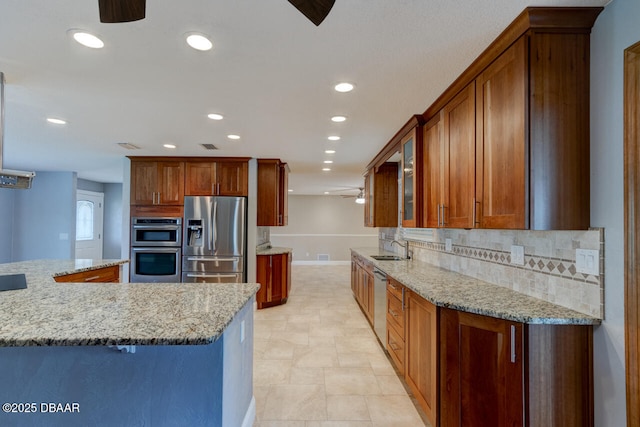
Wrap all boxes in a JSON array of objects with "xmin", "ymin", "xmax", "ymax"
[{"xmin": 401, "ymin": 126, "xmax": 423, "ymax": 228}]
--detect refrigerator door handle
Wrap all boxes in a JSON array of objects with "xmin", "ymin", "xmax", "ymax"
[
  {"xmin": 186, "ymin": 273, "xmax": 238, "ymax": 278},
  {"xmin": 186, "ymin": 257, "xmax": 237, "ymax": 262},
  {"xmin": 212, "ymin": 199, "xmax": 218, "ymax": 253}
]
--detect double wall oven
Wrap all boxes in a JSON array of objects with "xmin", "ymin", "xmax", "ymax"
[{"xmin": 130, "ymin": 217, "xmax": 182, "ymax": 283}]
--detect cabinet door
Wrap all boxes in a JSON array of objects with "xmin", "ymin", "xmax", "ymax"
[
  {"xmin": 256, "ymin": 255, "xmax": 271, "ymax": 307},
  {"xmin": 257, "ymin": 160, "xmax": 280, "ymax": 226},
  {"xmin": 156, "ymin": 161, "xmax": 184, "ymax": 205},
  {"xmin": 401, "ymin": 128, "xmax": 422, "ymax": 227},
  {"xmin": 424, "ymin": 111, "xmax": 445, "ymax": 228},
  {"xmin": 476, "ymin": 37, "xmax": 527, "ymax": 229},
  {"xmin": 185, "ymin": 162, "xmax": 215, "ymax": 196},
  {"xmin": 216, "ymin": 161, "xmax": 248, "ymax": 196},
  {"xmin": 130, "ymin": 161, "xmax": 158, "ymax": 205},
  {"xmin": 440, "ymin": 308, "xmax": 524, "ymax": 427},
  {"xmin": 278, "ymin": 163, "xmax": 288, "ymax": 225},
  {"xmin": 444, "ymin": 83, "xmax": 476, "ymax": 228},
  {"xmin": 405, "ymin": 290, "xmax": 439, "ymax": 427},
  {"xmin": 270, "ymin": 253, "xmax": 286, "ymax": 303},
  {"xmin": 364, "ymin": 171, "xmax": 373, "ymax": 227}
]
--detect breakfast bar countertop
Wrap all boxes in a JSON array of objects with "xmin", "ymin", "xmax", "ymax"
[
  {"xmin": 0, "ymin": 259, "xmax": 260, "ymax": 347},
  {"xmin": 351, "ymin": 247, "xmax": 601, "ymax": 326}
]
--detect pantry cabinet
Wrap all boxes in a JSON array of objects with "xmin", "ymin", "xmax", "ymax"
[
  {"xmin": 184, "ymin": 159, "xmax": 249, "ymax": 196},
  {"xmin": 364, "ymin": 162, "xmax": 398, "ymax": 227},
  {"xmin": 257, "ymin": 159, "xmax": 289, "ymax": 226},
  {"xmin": 256, "ymin": 252, "xmax": 291, "ymax": 309}
]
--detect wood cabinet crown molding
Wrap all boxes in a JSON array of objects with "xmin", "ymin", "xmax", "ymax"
[
  {"xmin": 422, "ymin": 6, "xmax": 603, "ymax": 120},
  {"xmin": 127, "ymin": 156, "xmax": 252, "ymax": 162},
  {"xmin": 366, "ymin": 115, "xmax": 424, "ymax": 171}
]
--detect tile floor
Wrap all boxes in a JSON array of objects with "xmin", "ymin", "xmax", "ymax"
[{"xmin": 253, "ymin": 264, "xmax": 428, "ymax": 427}]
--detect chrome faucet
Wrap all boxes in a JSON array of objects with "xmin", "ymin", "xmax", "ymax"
[{"xmin": 391, "ymin": 240, "xmax": 411, "ymax": 259}]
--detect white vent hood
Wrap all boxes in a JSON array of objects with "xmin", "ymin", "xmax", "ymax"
[{"xmin": 0, "ymin": 72, "xmax": 35, "ymax": 189}]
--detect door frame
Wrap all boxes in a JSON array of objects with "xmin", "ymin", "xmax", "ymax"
[
  {"xmin": 624, "ymin": 40, "xmax": 640, "ymax": 427},
  {"xmin": 75, "ymin": 189, "xmax": 104, "ymax": 260}
]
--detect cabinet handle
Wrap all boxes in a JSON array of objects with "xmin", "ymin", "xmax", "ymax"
[
  {"xmin": 441, "ymin": 205, "xmax": 447, "ymax": 226},
  {"xmin": 437, "ymin": 203, "xmax": 441, "ymax": 227},
  {"xmin": 510, "ymin": 325, "xmax": 516, "ymax": 363},
  {"xmin": 388, "ymin": 338, "xmax": 400, "ymax": 351},
  {"xmin": 156, "ymin": 192, "xmax": 161, "ymax": 204},
  {"xmin": 389, "ymin": 308, "xmax": 399, "ymax": 318},
  {"xmin": 83, "ymin": 275, "xmax": 102, "ymax": 282},
  {"xmin": 217, "ymin": 183, "xmax": 220, "ymax": 195},
  {"xmin": 401, "ymin": 287, "xmax": 405, "ymax": 311},
  {"xmin": 473, "ymin": 198, "xmax": 481, "ymax": 226}
]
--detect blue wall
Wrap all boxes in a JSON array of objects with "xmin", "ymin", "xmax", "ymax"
[
  {"xmin": 103, "ymin": 183, "xmax": 123, "ymax": 259},
  {"xmin": 590, "ymin": 0, "xmax": 640, "ymax": 425},
  {"xmin": 12, "ymin": 171, "xmax": 77, "ymax": 261},
  {"xmin": 0, "ymin": 190, "xmax": 15, "ymax": 263}
]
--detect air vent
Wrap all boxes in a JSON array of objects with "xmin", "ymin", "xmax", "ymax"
[
  {"xmin": 317, "ymin": 254, "xmax": 330, "ymax": 261},
  {"xmin": 201, "ymin": 144, "xmax": 219, "ymax": 150},
  {"xmin": 117, "ymin": 142, "xmax": 141, "ymax": 150}
]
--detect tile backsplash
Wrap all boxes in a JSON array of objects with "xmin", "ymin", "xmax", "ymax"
[{"xmin": 379, "ymin": 227, "xmax": 604, "ymax": 319}]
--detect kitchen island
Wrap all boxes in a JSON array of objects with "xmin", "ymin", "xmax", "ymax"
[{"xmin": 0, "ymin": 259, "xmax": 259, "ymax": 427}]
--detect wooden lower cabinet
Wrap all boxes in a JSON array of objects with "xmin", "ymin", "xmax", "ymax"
[
  {"xmin": 256, "ymin": 253, "xmax": 291, "ymax": 309},
  {"xmin": 350, "ymin": 256, "xmax": 374, "ymax": 326},
  {"xmin": 386, "ymin": 278, "xmax": 405, "ymax": 374},
  {"xmin": 440, "ymin": 307, "xmax": 593, "ymax": 427},
  {"xmin": 405, "ymin": 289, "xmax": 439, "ymax": 427},
  {"xmin": 54, "ymin": 265, "xmax": 120, "ymax": 283}
]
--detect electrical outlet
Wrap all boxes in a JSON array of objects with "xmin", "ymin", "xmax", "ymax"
[
  {"xmin": 511, "ymin": 245, "xmax": 525, "ymax": 265},
  {"xmin": 576, "ymin": 249, "xmax": 599, "ymax": 275},
  {"xmin": 445, "ymin": 238, "xmax": 452, "ymax": 252}
]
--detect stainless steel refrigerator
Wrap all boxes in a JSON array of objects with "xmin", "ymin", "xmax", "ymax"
[{"xmin": 182, "ymin": 196, "xmax": 247, "ymax": 283}]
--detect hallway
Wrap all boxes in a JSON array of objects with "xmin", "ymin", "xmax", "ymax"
[{"xmin": 253, "ymin": 264, "xmax": 427, "ymax": 426}]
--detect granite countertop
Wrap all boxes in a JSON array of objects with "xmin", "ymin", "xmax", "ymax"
[
  {"xmin": 351, "ymin": 247, "xmax": 600, "ymax": 325},
  {"xmin": 256, "ymin": 246, "xmax": 293, "ymax": 255},
  {"xmin": 0, "ymin": 259, "xmax": 260, "ymax": 347}
]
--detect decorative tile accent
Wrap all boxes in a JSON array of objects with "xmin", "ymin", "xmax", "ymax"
[{"xmin": 379, "ymin": 228, "xmax": 605, "ymax": 319}]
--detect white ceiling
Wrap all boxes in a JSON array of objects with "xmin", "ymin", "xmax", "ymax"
[{"xmin": 0, "ymin": 0, "xmax": 608, "ymax": 195}]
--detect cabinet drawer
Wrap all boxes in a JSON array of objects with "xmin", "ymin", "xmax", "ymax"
[
  {"xmin": 387, "ymin": 278, "xmax": 403, "ymax": 300},
  {"xmin": 387, "ymin": 323, "xmax": 405, "ymax": 373},
  {"xmin": 387, "ymin": 291, "xmax": 405, "ymax": 338},
  {"xmin": 54, "ymin": 265, "xmax": 120, "ymax": 283}
]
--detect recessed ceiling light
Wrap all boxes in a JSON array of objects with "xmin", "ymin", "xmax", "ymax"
[
  {"xmin": 334, "ymin": 82, "xmax": 354, "ymax": 93},
  {"xmin": 325, "ymin": 150, "xmax": 336, "ymax": 154},
  {"xmin": 46, "ymin": 118, "xmax": 67, "ymax": 125},
  {"xmin": 207, "ymin": 113, "xmax": 223, "ymax": 120},
  {"xmin": 227, "ymin": 134, "xmax": 240, "ymax": 140},
  {"xmin": 331, "ymin": 116, "xmax": 347, "ymax": 123},
  {"xmin": 324, "ymin": 160, "xmax": 333, "ymax": 164},
  {"xmin": 186, "ymin": 33, "xmax": 213, "ymax": 51},
  {"xmin": 288, "ymin": 189, "xmax": 293, "ymax": 192},
  {"xmin": 322, "ymin": 168, "xmax": 331, "ymax": 172},
  {"xmin": 324, "ymin": 191, "xmax": 330, "ymax": 195},
  {"xmin": 163, "ymin": 144, "xmax": 176, "ymax": 149},
  {"xmin": 328, "ymin": 136, "xmax": 341, "ymax": 141},
  {"xmin": 69, "ymin": 30, "xmax": 104, "ymax": 49}
]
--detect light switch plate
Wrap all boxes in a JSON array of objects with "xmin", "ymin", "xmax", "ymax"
[
  {"xmin": 511, "ymin": 245, "xmax": 525, "ymax": 265},
  {"xmin": 445, "ymin": 238, "xmax": 452, "ymax": 252},
  {"xmin": 576, "ymin": 249, "xmax": 599, "ymax": 275}
]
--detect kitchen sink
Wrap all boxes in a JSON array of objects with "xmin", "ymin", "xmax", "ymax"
[{"xmin": 370, "ymin": 255, "xmax": 404, "ymax": 261}]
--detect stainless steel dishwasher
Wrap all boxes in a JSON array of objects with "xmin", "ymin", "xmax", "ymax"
[{"xmin": 373, "ymin": 267, "xmax": 387, "ymax": 343}]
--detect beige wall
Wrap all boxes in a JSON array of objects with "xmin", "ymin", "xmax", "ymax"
[{"xmin": 270, "ymin": 195, "xmax": 377, "ymax": 263}]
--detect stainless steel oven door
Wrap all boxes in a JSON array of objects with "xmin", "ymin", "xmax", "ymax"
[
  {"xmin": 130, "ymin": 247, "xmax": 181, "ymax": 283},
  {"xmin": 131, "ymin": 217, "xmax": 182, "ymax": 247}
]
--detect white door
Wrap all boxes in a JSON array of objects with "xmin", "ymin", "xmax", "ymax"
[{"xmin": 75, "ymin": 190, "xmax": 104, "ymax": 260}]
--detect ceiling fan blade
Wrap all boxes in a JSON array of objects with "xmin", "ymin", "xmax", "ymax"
[
  {"xmin": 287, "ymin": 0, "xmax": 336, "ymax": 26},
  {"xmin": 99, "ymin": 0, "xmax": 146, "ymax": 23}
]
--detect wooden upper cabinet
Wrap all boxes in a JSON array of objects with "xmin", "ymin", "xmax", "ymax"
[
  {"xmin": 257, "ymin": 159, "xmax": 289, "ymax": 226},
  {"xmin": 130, "ymin": 159, "xmax": 184, "ymax": 206},
  {"xmin": 365, "ymin": 162, "xmax": 399, "ymax": 228},
  {"xmin": 424, "ymin": 111, "xmax": 444, "ymax": 228},
  {"xmin": 476, "ymin": 37, "xmax": 527, "ymax": 229},
  {"xmin": 401, "ymin": 127, "xmax": 423, "ymax": 228},
  {"xmin": 184, "ymin": 159, "xmax": 248, "ymax": 196},
  {"xmin": 424, "ymin": 84, "xmax": 476, "ymax": 229}
]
